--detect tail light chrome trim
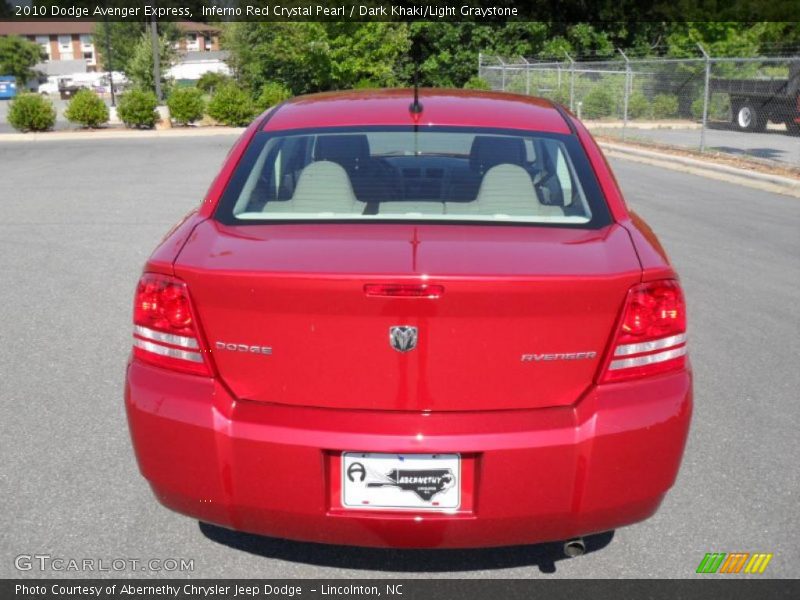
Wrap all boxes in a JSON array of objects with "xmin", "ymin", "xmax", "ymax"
[
  {"xmin": 134, "ymin": 324, "xmax": 199, "ymax": 349},
  {"xmin": 133, "ymin": 338, "xmax": 204, "ymax": 363},
  {"xmin": 609, "ymin": 345, "xmax": 687, "ymax": 371},
  {"xmin": 613, "ymin": 333, "xmax": 686, "ymax": 357}
]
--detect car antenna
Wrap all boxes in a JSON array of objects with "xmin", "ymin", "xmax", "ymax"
[{"xmin": 409, "ymin": 39, "xmax": 423, "ymax": 117}]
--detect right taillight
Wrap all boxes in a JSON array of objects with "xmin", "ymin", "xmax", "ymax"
[
  {"xmin": 131, "ymin": 273, "xmax": 211, "ymax": 376},
  {"xmin": 599, "ymin": 279, "xmax": 688, "ymax": 383}
]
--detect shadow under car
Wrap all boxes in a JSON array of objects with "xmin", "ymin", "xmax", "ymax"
[{"xmin": 198, "ymin": 522, "xmax": 615, "ymax": 574}]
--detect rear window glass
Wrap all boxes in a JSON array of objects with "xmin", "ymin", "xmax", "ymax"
[{"xmin": 215, "ymin": 126, "xmax": 611, "ymax": 227}]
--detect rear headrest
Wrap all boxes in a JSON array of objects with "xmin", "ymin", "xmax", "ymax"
[
  {"xmin": 469, "ymin": 136, "xmax": 526, "ymax": 172},
  {"xmin": 289, "ymin": 161, "xmax": 358, "ymax": 213},
  {"xmin": 314, "ymin": 135, "xmax": 370, "ymax": 165},
  {"xmin": 473, "ymin": 164, "xmax": 564, "ymax": 218}
]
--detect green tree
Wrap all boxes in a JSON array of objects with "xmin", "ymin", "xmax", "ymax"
[
  {"xmin": 221, "ymin": 21, "xmax": 800, "ymax": 100},
  {"xmin": 558, "ymin": 23, "xmax": 615, "ymax": 58},
  {"xmin": 408, "ymin": 23, "xmax": 546, "ymax": 88},
  {"xmin": 224, "ymin": 22, "xmax": 410, "ymax": 95},
  {"xmin": 325, "ymin": 23, "xmax": 410, "ymax": 89},
  {"xmin": 665, "ymin": 23, "xmax": 761, "ymax": 57},
  {"xmin": 408, "ymin": 23, "xmax": 492, "ymax": 88},
  {"xmin": 751, "ymin": 22, "xmax": 800, "ymax": 55},
  {"xmin": 0, "ymin": 36, "xmax": 45, "ymax": 86},
  {"xmin": 406, "ymin": 22, "xmax": 616, "ymax": 88},
  {"xmin": 126, "ymin": 32, "xmax": 176, "ymax": 96},
  {"xmin": 224, "ymin": 22, "xmax": 331, "ymax": 94},
  {"xmin": 94, "ymin": 22, "xmax": 180, "ymax": 72}
]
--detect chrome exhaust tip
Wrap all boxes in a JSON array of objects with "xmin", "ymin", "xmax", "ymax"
[{"xmin": 563, "ymin": 538, "xmax": 586, "ymax": 558}]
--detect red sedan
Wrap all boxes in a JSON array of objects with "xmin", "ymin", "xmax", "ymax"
[{"xmin": 125, "ymin": 89, "xmax": 692, "ymax": 552}]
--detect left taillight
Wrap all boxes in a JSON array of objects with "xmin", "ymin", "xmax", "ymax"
[{"xmin": 131, "ymin": 273, "xmax": 211, "ymax": 376}]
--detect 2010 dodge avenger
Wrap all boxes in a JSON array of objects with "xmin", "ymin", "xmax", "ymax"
[{"xmin": 125, "ymin": 89, "xmax": 692, "ymax": 551}]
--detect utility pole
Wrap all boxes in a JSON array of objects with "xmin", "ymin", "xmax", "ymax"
[
  {"xmin": 103, "ymin": 14, "xmax": 115, "ymax": 107},
  {"xmin": 565, "ymin": 52, "xmax": 575, "ymax": 112},
  {"xmin": 522, "ymin": 56, "xmax": 530, "ymax": 96},
  {"xmin": 150, "ymin": 15, "xmax": 162, "ymax": 102},
  {"xmin": 698, "ymin": 43, "xmax": 711, "ymax": 153},
  {"xmin": 619, "ymin": 48, "xmax": 631, "ymax": 140}
]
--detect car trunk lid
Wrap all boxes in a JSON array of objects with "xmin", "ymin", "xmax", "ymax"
[{"xmin": 174, "ymin": 221, "xmax": 641, "ymax": 411}]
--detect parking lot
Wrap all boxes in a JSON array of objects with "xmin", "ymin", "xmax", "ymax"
[{"xmin": 0, "ymin": 135, "xmax": 797, "ymax": 578}]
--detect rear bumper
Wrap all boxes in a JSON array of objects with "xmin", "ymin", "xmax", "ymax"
[{"xmin": 125, "ymin": 361, "xmax": 692, "ymax": 548}]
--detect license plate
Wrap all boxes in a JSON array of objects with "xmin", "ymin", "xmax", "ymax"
[{"xmin": 342, "ymin": 452, "xmax": 461, "ymax": 511}]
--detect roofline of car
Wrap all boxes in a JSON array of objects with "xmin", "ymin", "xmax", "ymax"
[
  {"xmin": 550, "ymin": 102, "xmax": 578, "ymax": 136},
  {"xmin": 261, "ymin": 90, "xmax": 574, "ymax": 135},
  {"xmin": 258, "ymin": 100, "xmax": 286, "ymax": 131}
]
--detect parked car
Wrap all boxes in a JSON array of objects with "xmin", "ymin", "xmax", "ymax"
[
  {"xmin": 125, "ymin": 89, "xmax": 692, "ymax": 551},
  {"xmin": 0, "ymin": 76, "xmax": 17, "ymax": 99},
  {"xmin": 710, "ymin": 60, "xmax": 800, "ymax": 134}
]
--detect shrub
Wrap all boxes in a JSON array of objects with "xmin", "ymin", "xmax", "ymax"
[
  {"xmin": 504, "ymin": 74, "xmax": 528, "ymax": 94},
  {"xmin": 545, "ymin": 87, "xmax": 570, "ymax": 107},
  {"xmin": 691, "ymin": 93, "xmax": 731, "ymax": 121},
  {"xmin": 709, "ymin": 93, "xmax": 731, "ymax": 121},
  {"xmin": 196, "ymin": 71, "xmax": 231, "ymax": 94},
  {"xmin": 651, "ymin": 93, "xmax": 679, "ymax": 119},
  {"xmin": 463, "ymin": 76, "xmax": 491, "ymax": 91},
  {"xmin": 580, "ymin": 86, "xmax": 614, "ymax": 119},
  {"xmin": 125, "ymin": 32, "xmax": 174, "ymax": 95},
  {"xmin": 207, "ymin": 83, "xmax": 256, "ymax": 126},
  {"xmin": 116, "ymin": 89, "xmax": 159, "ymax": 129},
  {"xmin": 690, "ymin": 96, "xmax": 704, "ymax": 120},
  {"xmin": 352, "ymin": 78, "xmax": 378, "ymax": 90},
  {"xmin": 167, "ymin": 87, "xmax": 205, "ymax": 126},
  {"xmin": 256, "ymin": 81, "xmax": 291, "ymax": 110},
  {"xmin": 7, "ymin": 93, "xmax": 56, "ymax": 132},
  {"xmin": 627, "ymin": 92, "xmax": 650, "ymax": 119},
  {"xmin": 64, "ymin": 89, "xmax": 109, "ymax": 128}
]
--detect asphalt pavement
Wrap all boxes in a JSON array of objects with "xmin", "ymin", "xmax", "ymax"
[
  {"xmin": 594, "ymin": 124, "xmax": 800, "ymax": 166},
  {"xmin": 0, "ymin": 136, "xmax": 797, "ymax": 578}
]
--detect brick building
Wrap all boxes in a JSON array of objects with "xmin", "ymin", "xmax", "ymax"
[{"xmin": 0, "ymin": 21, "xmax": 222, "ymax": 74}]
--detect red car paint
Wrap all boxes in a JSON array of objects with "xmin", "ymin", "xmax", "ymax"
[{"xmin": 126, "ymin": 89, "xmax": 692, "ymax": 549}]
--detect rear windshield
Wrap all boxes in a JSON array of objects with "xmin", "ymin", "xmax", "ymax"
[{"xmin": 215, "ymin": 126, "xmax": 611, "ymax": 228}]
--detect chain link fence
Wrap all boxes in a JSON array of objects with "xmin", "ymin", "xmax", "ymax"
[{"xmin": 479, "ymin": 52, "xmax": 800, "ymax": 166}]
